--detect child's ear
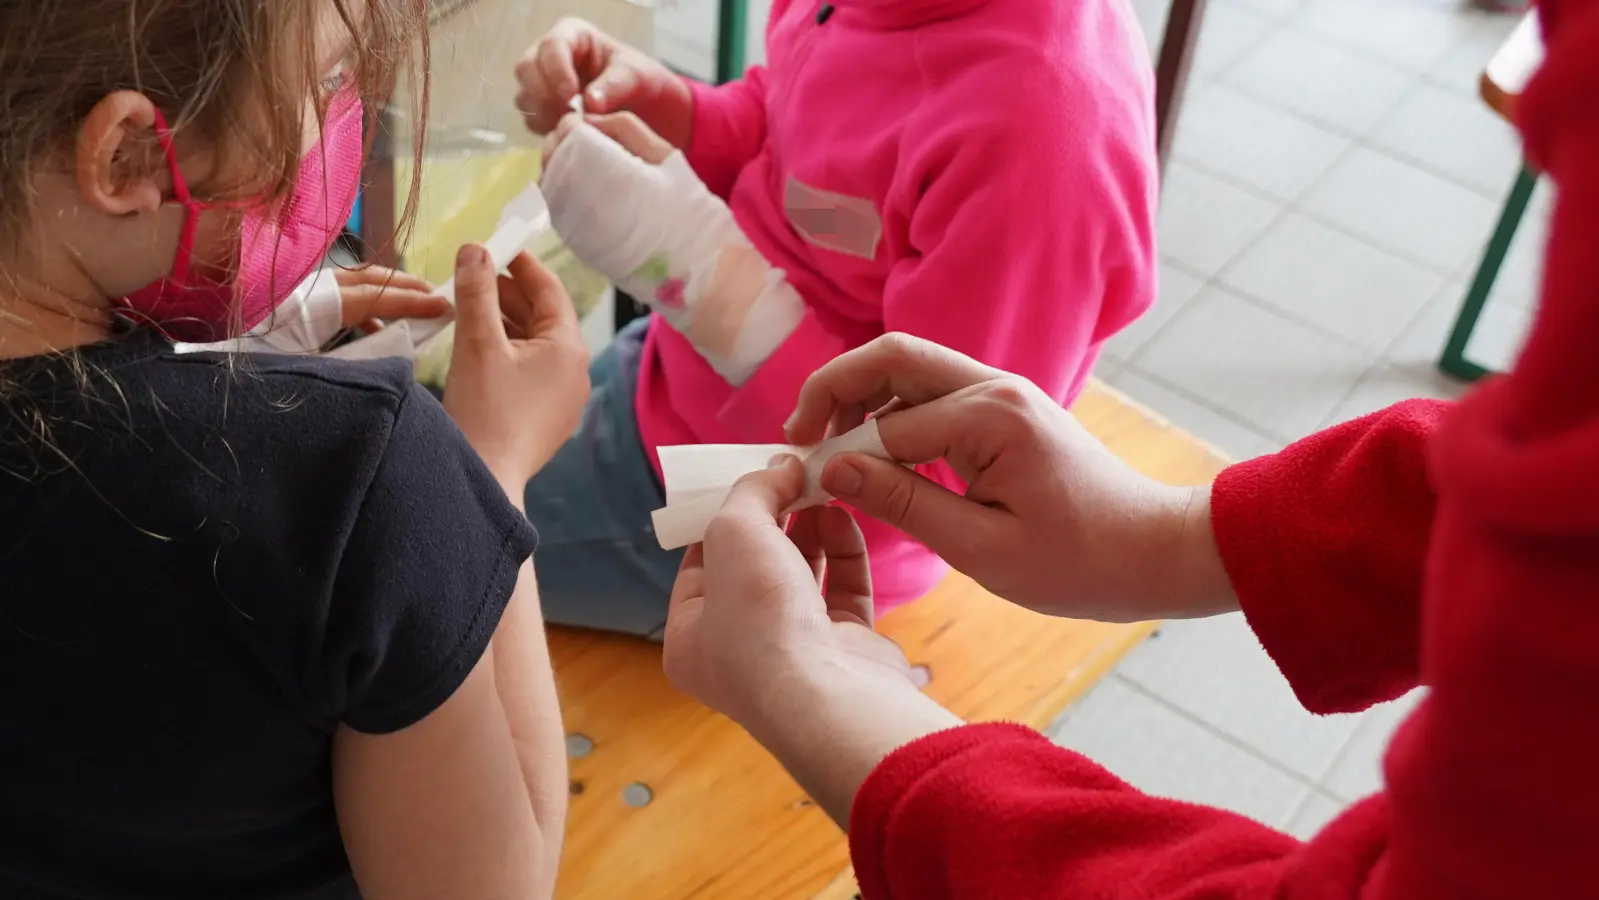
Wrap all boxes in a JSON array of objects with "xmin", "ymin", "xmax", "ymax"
[{"xmin": 74, "ymin": 91, "xmax": 166, "ymax": 217}]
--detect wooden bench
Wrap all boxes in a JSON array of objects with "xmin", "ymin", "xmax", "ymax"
[{"xmin": 550, "ymin": 383, "xmax": 1230, "ymax": 899}]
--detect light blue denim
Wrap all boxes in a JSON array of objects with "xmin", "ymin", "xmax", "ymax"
[{"xmin": 524, "ymin": 318, "xmax": 683, "ymax": 638}]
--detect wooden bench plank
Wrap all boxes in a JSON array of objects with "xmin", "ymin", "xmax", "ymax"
[{"xmin": 552, "ymin": 382, "xmax": 1229, "ymax": 899}]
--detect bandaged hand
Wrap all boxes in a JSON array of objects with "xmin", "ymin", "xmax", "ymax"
[
  {"xmin": 540, "ymin": 114, "xmax": 806, "ymax": 386},
  {"xmin": 177, "ymin": 265, "xmax": 449, "ymax": 356}
]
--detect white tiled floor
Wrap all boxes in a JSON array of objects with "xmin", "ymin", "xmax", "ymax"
[{"xmin": 649, "ymin": 0, "xmax": 1543, "ymax": 841}]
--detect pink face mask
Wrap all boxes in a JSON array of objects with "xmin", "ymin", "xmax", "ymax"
[{"xmin": 118, "ymin": 90, "xmax": 364, "ymax": 342}]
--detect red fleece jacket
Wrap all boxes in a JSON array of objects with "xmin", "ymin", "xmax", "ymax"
[{"xmin": 848, "ymin": 2, "xmax": 1599, "ymax": 897}]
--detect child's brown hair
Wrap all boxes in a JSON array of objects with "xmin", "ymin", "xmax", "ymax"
[
  {"xmin": 0, "ymin": 0, "xmax": 432, "ymax": 464},
  {"xmin": 0, "ymin": 0, "xmax": 431, "ymax": 251}
]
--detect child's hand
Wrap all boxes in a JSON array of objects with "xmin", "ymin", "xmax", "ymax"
[
  {"xmin": 334, "ymin": 266, "xmax": 451, "ymax": 334},
  {"xmin": 542, "ymin": 112, "xmax": 674, "ymax": 169},
  {"xmin": 442, "ymin": 246, "xmax": 590, "ymax": 490},
  {"xmin": 516, "ymin": 18, "xmax": 693, "ymax": 149}
]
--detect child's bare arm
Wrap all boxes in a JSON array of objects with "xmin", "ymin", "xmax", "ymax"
[{"xmin": 333, "ymin": 568, "xmax": 564, "ymax": 900}]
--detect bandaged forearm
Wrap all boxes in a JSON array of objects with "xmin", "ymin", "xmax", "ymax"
[{"xmin": 541, "ymin": 123, "xmax": 805, "ymax": 386}]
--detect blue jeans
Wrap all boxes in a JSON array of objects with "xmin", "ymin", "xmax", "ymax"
[{"xmin": 525, "ymin": 318, "xmax": 682, "ymax": 638}]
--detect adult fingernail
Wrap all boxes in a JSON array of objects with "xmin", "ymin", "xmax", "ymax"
[
  {"xmin": 457, "ymin": 245, "xmax": 487, "ymax": 267},
  {"xmin": 825, "ymin": 458, "xmax": 863, "ymax": 496},
  {"xmin": 767, "ymin": 453, "xmax": 796, "ymax": 470}
]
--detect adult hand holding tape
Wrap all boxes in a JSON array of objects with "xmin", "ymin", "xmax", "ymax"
[{"xmin": 650, "ymin": 419, "xmax": 894, "ymax": 550}]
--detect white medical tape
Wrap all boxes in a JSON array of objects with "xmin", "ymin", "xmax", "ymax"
[{"xmin": 649, "ymin": 419, "xmax": 892, "ymax": 550}]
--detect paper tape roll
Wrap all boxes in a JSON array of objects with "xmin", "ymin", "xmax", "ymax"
[{"xmin": 649, "ymin": 419, "xmax": 891, "ymax": 550}]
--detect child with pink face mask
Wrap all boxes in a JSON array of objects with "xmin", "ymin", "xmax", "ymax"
[
  {"xmin": 0, "ymin": 1, "xmax": 587, "ymax": 896},
  {"xmin": 514, "ymin": 1, "xmax": 1158, "ymax": 637}
]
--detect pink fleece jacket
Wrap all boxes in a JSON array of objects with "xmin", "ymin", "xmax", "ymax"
[{"xmin": 636, "ymin": 0, "xmax": 1159, "ymax": 610}]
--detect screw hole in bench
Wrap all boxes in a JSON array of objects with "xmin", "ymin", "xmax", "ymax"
[
  {"xmin": 566, "ymin": 733, "xmax": 595, "ymax": 758},
  {"xmin": 622, "ymin": 782, "xmax": 654, "ymax": 808}
]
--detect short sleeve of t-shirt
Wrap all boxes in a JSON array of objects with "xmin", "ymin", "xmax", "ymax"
[{"xmin": 319, "ymin": 383, "xmax": 538, "ymax": 734}]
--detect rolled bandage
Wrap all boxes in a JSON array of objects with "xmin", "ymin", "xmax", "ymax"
[
  {"xmin": 541, "ymin": 122, "xmax": 806, "ymax": 386},
  {"xmin": 650, "ymin": 419, "xmax": 893, "ymax": 550}
]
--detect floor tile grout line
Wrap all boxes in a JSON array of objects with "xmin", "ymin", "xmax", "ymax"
[
  {"xmin": 1192, "ymin": 77, "xmax": 1516, "ymax": 208},
  {"xmin": 1277, "ymin": 0, "xmax": 1495, "ymax": 83},
  {"xmin": 1285, "ymin": 785, "xmax": 1351, "ymax": 833},
  {"xmin": 1212, "ymin": 270, "xmax": 1437, "ymax": 360},
  {"xmin": 1145, "ymin": 140, "xmax": 1399, "ymax": 442},
  {"xmin": 1114, "ymin": 363, "xmax": 1288, "ymax": 448},
  {"xmin": 1356, "ymin": 83, "xmax": 1528, "ymax": 201},
  {"xmin": 1170, "ymin": 147, "xmax": 1500, "ymax": 280},
  {"xmin": 1200, "ymin": 16, "xmax": 1292, "ymax": 86},
  {"xmin": 1312, "ymin": 711, "xmax": 1383, "ymax": 796},
  {"xmin": 1109, "ymin": 674, "xmax": 1331, "ymax": 795},
  {"xmin": 1283, "ymin": 787, "xmax": 1321, "ymax": 832},
  {"xmin": 1210, "ymin": 29, "xmax": 1521, "ymax": 201},
  {"xmin": 1147, "ymin": 3, "xmax": 1520, "ymax": 436},
  {"xmin": 1217, "ymin": 23, "xmax": 1419, "ymax": 143}
]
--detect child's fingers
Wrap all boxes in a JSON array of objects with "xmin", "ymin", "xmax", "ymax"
[
  {"xmin": 333, "ymin": 265, "xmax": 433, "ymax": 293},
  {"xmin": 338, "ymin": 285, "xmax": 450, "ymax": 327},
  {"xmin": 540, "ymin": 113, "xmax": 581, "ymax": 170},
  {"xmin": 366, "ymin": 291, "xmax": 451, "ymax": 323},
  {"xmin": 516, "ymin": 30, "xmax": 582, "ymax": 132},
  {"xmin": 504, "ymin": 252, "xmax": 579, "ymax": 341},
  {"xmin": 586, "ymin": 112, "xmax": 673, "ymax": 164},
  {"xmin": 452, "ymin": 244, "xmax": 507, "ymax": 345}
]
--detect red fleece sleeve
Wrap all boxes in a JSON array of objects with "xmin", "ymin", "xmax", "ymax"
[
  {"xmin": 852, "ymin": 6, "xmax": 1599, "ymax": 898},
  {"xmin": 1211, "ymin": 400, "xmax": 1444, "ymax": 715},
  {"xmin": 850, "ymin": 723, "xmax": 1392, "ymax": 900}
]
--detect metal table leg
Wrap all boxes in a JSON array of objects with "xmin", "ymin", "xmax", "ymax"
[
  {"xmin": 1440, "ymin": 164, "xmax": 1537, "ymax": 382},
  {"xmin": 1154, "ymin": 0, "xmax": 1208, "ymax": 179},
  {"xmin": 716, "ymin": 0, "xmax": 749, "ymax": 84}
]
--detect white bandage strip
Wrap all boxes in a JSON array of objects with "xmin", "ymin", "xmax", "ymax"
[
  {"xmin": 650, "ymin": 419, "xmax": 892, "ymax": 550},
  {"xmin": 329, "ymin": 182, "xmax": 553, "ymax": 364}
]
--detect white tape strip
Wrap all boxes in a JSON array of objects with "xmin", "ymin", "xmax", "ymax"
[
  {"xmin": 409, "ymin": 182, "xmax": 553, "ymax": 355},
  {"xmin": 319, "ymin": 183, "xmax": 552, "ymax": 363},
  {"xmin": 650, "ymin": 419, "xmax": 892, "ymax": 550}
]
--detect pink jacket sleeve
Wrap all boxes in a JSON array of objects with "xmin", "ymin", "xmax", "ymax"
[{"xmin": 684, "ymin": 70, "xmax": 771, "ymax": 200}]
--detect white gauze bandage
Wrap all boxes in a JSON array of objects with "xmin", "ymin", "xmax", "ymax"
[
  {"xmin": 541, "ymin": 122, "xmax": 806, "ymax": 386},
  {"xmin": 649, "ymin": 419, "xmax": 893, "ymax": 550}
]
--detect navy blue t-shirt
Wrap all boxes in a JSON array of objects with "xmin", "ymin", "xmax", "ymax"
[{"xmin": 0, "ymin": 327, "xmax": 537, "ymax": 898}]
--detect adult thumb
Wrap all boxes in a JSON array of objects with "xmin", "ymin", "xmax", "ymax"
[
  {"xmin": 820, "ymin": 453, "xmax": 998, "ymax": 562},
  {"xmin": 719, "ymin": 455, "xmax": 808, "ymax": 526},
  {"xmin": 452, "ymin": 244, "xmax": 503, "ymax": 344}
]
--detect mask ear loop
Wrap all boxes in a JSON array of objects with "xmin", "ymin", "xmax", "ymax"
[{"xmin": 146, "ymin": 108, "xmax": 201, "ymax": 284}]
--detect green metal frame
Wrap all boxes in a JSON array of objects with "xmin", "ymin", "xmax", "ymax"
[
  {"xmin": 1440, "ymin": 164, "xmax": 1538, "ymax": 383},
  {"xmin": 715, "ymin": 0, "xmax": 750, "ymax": 84}
]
